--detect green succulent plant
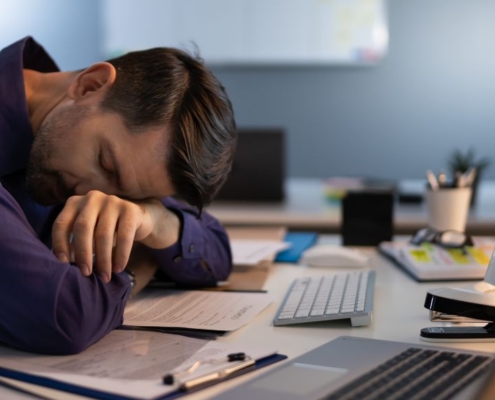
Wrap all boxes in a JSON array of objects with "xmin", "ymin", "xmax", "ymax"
[
  {"xmin": 447, "ymin": 147, "xmax": 491, "ymax": 206},
  {"xmin": 447, "ymin": 147, "xmax": 491, "ymax": 175}
]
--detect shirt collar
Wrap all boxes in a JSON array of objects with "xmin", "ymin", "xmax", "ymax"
[{"xmin": 0, "ymin": 37, "xmax": 59, "ymax": 177}]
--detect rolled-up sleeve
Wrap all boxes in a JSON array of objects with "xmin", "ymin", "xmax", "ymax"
[
  {"xmin": 148, "ymin": 197, "xmax": 233, "ymax": 286},
  {"xmin": 0, "ymin": 185, "xmax": 131, "ymax": 355}
]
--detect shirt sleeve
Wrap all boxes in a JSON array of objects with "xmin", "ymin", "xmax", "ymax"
[
  {"xmin": 147, "ymin": 197, "xmax": 233, "ymax": 286},
  {"xmin": 0, "ymin": 184, "xmax": 131, "ymax": 355}
]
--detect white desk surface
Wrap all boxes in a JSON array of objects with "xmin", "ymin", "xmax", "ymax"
[
  {"xmin": 207, "ymin": 178, "xmax": 495, "ymax": 235},
  {"xmin": 2, "ymin": 236, "xmax": 494, "ymax": 399},
  {"xmin": 184, "ymin": 236, "xmax": 495, "ymax": 399}
]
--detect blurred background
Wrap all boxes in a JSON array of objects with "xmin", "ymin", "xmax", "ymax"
[{"xmin": 2, "ymin": 0, "xmax": 495, "ymax": 182}]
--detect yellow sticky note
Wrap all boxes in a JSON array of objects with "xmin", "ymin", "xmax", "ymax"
[
  {"xmin": 466, "ymin": 247, "xmax": 490, "ymax": 266},
  {"xmin": 446, "ymin": 249, "xmax": 470, "ymax": 264},
  {"xmin": 409, "ymin": 249, "xmax": 431, "ymax": 263}
]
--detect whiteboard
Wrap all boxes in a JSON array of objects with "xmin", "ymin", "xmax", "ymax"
[{"xmin": 102, "ymin": 0, "xmax": 388, "ymax": 66}]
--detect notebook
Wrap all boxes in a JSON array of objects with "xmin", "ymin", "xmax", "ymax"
[
  {"xmin": 214, "ymin": 336, "xmax": 495, "ymax": 400},
  {"xmin": 378, "ymin": 238, "xmax": 495, "ymax": 281}
]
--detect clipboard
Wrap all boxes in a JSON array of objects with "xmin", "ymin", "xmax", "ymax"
[{"xmin": 0, "ymin": 353, "xmax": 287, "ymax": 400}]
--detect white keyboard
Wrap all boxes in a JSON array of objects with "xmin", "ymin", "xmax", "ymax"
[{"xmin": 273, "ymin": 270, "xmax": 375, "ymax": 327}]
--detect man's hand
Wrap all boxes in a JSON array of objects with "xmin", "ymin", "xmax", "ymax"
[{"xmin": 52, "ymin": 190, "xmax": 180, "ymax": 282}]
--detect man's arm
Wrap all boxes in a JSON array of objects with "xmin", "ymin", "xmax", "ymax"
[
  {"xmin": 146, "ymin": 197, "xmax": 233, "ymax": 286},
  {"xmin": 0, "ymin": 185, "xmax": 131, "ymax": 355},
  {"xmin": 51, "ymin": 192, "xmax": 233, "ymax": 288}
]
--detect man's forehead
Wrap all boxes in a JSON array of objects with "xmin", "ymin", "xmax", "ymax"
[{"xmin": 118, "ymin": 126, "xmax": 174, "ymax": 199}]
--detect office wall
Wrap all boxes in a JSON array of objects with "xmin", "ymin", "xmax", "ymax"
[
  {"xmin": 212, "ymin": 0, "xmax": 495, "ymax": 180},
  {"xmin": 2, "ymin": 0, "xmax": 495, "ymax": 180},
  {"xmin": 0, "ymin": 0, "xmax": 101, "ymax": 70}
]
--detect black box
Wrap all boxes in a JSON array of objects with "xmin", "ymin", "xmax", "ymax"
[{"xmin": 341, "ymin": 190, "xmax": 394, "ymax": 246}]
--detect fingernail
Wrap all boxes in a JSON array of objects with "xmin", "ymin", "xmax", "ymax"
[
  {"xmin": 81, "ymin": 264, "xmax": 90, "ymax": 276},
  {"xmin": 57, "ymin": 253, "xmax": 68, "ymax": 263},
  {"xmin": 100, "ymin": 273, "xmax": 110, "ymax": 283}
]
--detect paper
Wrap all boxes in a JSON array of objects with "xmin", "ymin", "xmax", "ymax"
[
  {"xmin": 231, "ymin": 239, "xmax": 290, "ymax": 265},
  {"xmin": 124, "ymin": 289, "xmax": 273, "ymax": 331},
  {"xmin": 0, "ymin": 330, "xmax": 275, "ymax": 400}
]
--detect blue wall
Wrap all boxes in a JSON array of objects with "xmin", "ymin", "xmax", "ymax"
[
  {"xmin": 2, "ymin": 0, "xmax": 495, "ymax": 180},
  {"xmin": 0, "ymin": 0, "xmax": 101, "ymax": 70},
  {"xmin": 212, "ymin": 0, "xmax": 495, "ymax": 179}
]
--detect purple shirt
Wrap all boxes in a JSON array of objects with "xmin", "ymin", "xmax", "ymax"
[{"xmin": 0, "ymin": 37, "xmax": 232, "ymax": 354}]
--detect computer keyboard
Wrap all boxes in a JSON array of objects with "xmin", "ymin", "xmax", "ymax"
[
  {"xmin": 273, "ymin": 270, "xmax": 375, "ymax": 327},
  {"xmin": 324, "ymin": 347, "xmax": 494, "ymax": 400}
]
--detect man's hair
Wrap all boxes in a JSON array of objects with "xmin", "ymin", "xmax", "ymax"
[{"xmin": 100, "ymin": 47, "xmax": 236, "ymax": 212}]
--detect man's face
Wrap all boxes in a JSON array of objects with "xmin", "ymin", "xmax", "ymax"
[{"xmin": 26, "ymin": 103, "xmax": 175, "ymax": 205}]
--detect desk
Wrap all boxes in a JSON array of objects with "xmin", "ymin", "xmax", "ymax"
[
  {"xmin": 207, "ymin": 178, "xmax": 495, "ymax": 235},
  {"xmin": 186, "ymin": 236, "xmax": 495, "ymax": 399},
  {"xmin": 1, "ymin": 237, "xmax": 493, "ymax": 399}
]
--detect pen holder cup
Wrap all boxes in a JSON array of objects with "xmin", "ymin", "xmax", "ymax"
[{"xmin": 425, "ymin": 187, "xmax": 472, "ymax": 232}]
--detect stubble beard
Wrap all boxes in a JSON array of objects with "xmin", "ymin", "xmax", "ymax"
[{"xmin": 26, "ymin": 105, "xmax": 85, "ymax": 205}]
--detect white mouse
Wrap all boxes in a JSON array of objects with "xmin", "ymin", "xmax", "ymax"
[{"xmin": 300, "ymin": 245, "xmax": 371, "ymax": 268}]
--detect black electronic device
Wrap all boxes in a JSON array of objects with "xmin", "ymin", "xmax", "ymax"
[
  {"xmin": 341, "ymin": 189, "xmax": 395, "ymax": 246},
  {"xmin": 214, "ymin": 128, "xmax": 285, "ymax": 202}
]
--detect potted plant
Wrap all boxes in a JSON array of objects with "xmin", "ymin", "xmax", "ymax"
[{"xmin": 447, "ymin": 147, "xmax": 491, "ymax": 207}]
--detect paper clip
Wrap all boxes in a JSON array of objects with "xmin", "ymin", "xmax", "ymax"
[{"xmin": 162, "ymin": 352, "xmax": 255, "ymax": 391}]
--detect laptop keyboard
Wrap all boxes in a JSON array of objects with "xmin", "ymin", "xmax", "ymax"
[
  {"xmin": 273, "ymin": 270, "xmax": 375, "ymax": 327},
  {"xmin": 324, "ymin": 347, "xmax": 494, "ymax": 400}
]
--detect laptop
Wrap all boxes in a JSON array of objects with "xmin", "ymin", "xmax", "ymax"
[{"xmin": 215, "ymin": 336, "xmax": 495, "ymax": 400}]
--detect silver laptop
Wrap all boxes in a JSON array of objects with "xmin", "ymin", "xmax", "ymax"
[{"xmin": 215, "ymin": 336, "xmax": 495, "ymax": 400}]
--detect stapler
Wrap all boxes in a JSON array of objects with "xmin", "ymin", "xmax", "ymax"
[{"xmin": 421, "ymin": 250, "xmax": 495, "ymax": 342}]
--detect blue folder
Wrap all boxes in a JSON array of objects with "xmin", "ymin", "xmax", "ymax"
[{"xmin": 275, "ymin": 232, "xmax": 318, "ymax": 263}]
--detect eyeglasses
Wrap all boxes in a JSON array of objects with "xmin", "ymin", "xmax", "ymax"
[{"xmin": 410, "ymin": 227, "xmax": 473, "ymax": 249}]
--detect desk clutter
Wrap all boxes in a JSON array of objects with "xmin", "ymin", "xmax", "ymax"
[{"xmin": 5, "ymin": 227, "xmax": 495, "ymax": 399}]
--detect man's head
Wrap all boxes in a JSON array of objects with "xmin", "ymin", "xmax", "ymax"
[{"xmin": 26, "ymin": 47, "xmax": 237, "ymax": 211}]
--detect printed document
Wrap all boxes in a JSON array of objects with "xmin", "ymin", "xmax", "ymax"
[
  {"xmin": 0, "ymin": 330, "xmax": 276, "ymax": 400},
  {"xmin": 124, "ymin": 289, "xmax": 273, "ymax": 331}
]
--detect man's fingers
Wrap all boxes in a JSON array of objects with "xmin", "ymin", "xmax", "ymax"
[
  {"xmin": 112, "ymin": 208, "xmax": 137, "ymax": 274},
  {"xmin": 72, "ymin": 194, "xmax": 101, "ymax": 276},
  {"xmin": 94, "ymin": 201, "xmax": 120, "ymax": 283},
  {"xmin": 52, "ymin": 196, "xmax": 80, "ymax": 264}
]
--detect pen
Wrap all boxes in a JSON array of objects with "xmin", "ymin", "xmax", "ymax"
[
  {"xmin": 163, "ymin": 352, "xmax": 255, "ymax": 391},
  {"xmin": 426, "ymin": 170, "xmax": 439, "ymax": 190},
  {"xmin": 437, "ymin": 170, "xmax": 447, "ymax": 187},
  {"xmin": 464, "ymin": 167, "xmax": 477, "ymax": 187}
]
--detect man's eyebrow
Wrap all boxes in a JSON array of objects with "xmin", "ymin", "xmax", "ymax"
[{"xmin": 102, "ymin": 140, "xmax": 125, "ymax": 193}]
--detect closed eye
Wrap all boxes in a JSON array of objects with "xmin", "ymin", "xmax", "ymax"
[{"xmin": 98, "ymin": 151, "xmax": 113, "ymax": 176}]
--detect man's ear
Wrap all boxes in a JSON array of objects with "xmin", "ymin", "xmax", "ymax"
[{"xmin": 68, "ymin": 62, "xmax": 116, "ymax": 101}]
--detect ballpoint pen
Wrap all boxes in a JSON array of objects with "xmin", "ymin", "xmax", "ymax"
[
  {"xmin": 163, "ymin": 352, "xmax": 255, "ymax": 391},
  {"xmin": 437, "ymin": 170, "xmax": 447, "ymax": 187},
  {"xmin": 464, "ymin": 167, "xmax": 477, "ymax": 187},
  {"xmin": 426, "ymin": 170, "xmax": 439, "ymax": 190}
]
